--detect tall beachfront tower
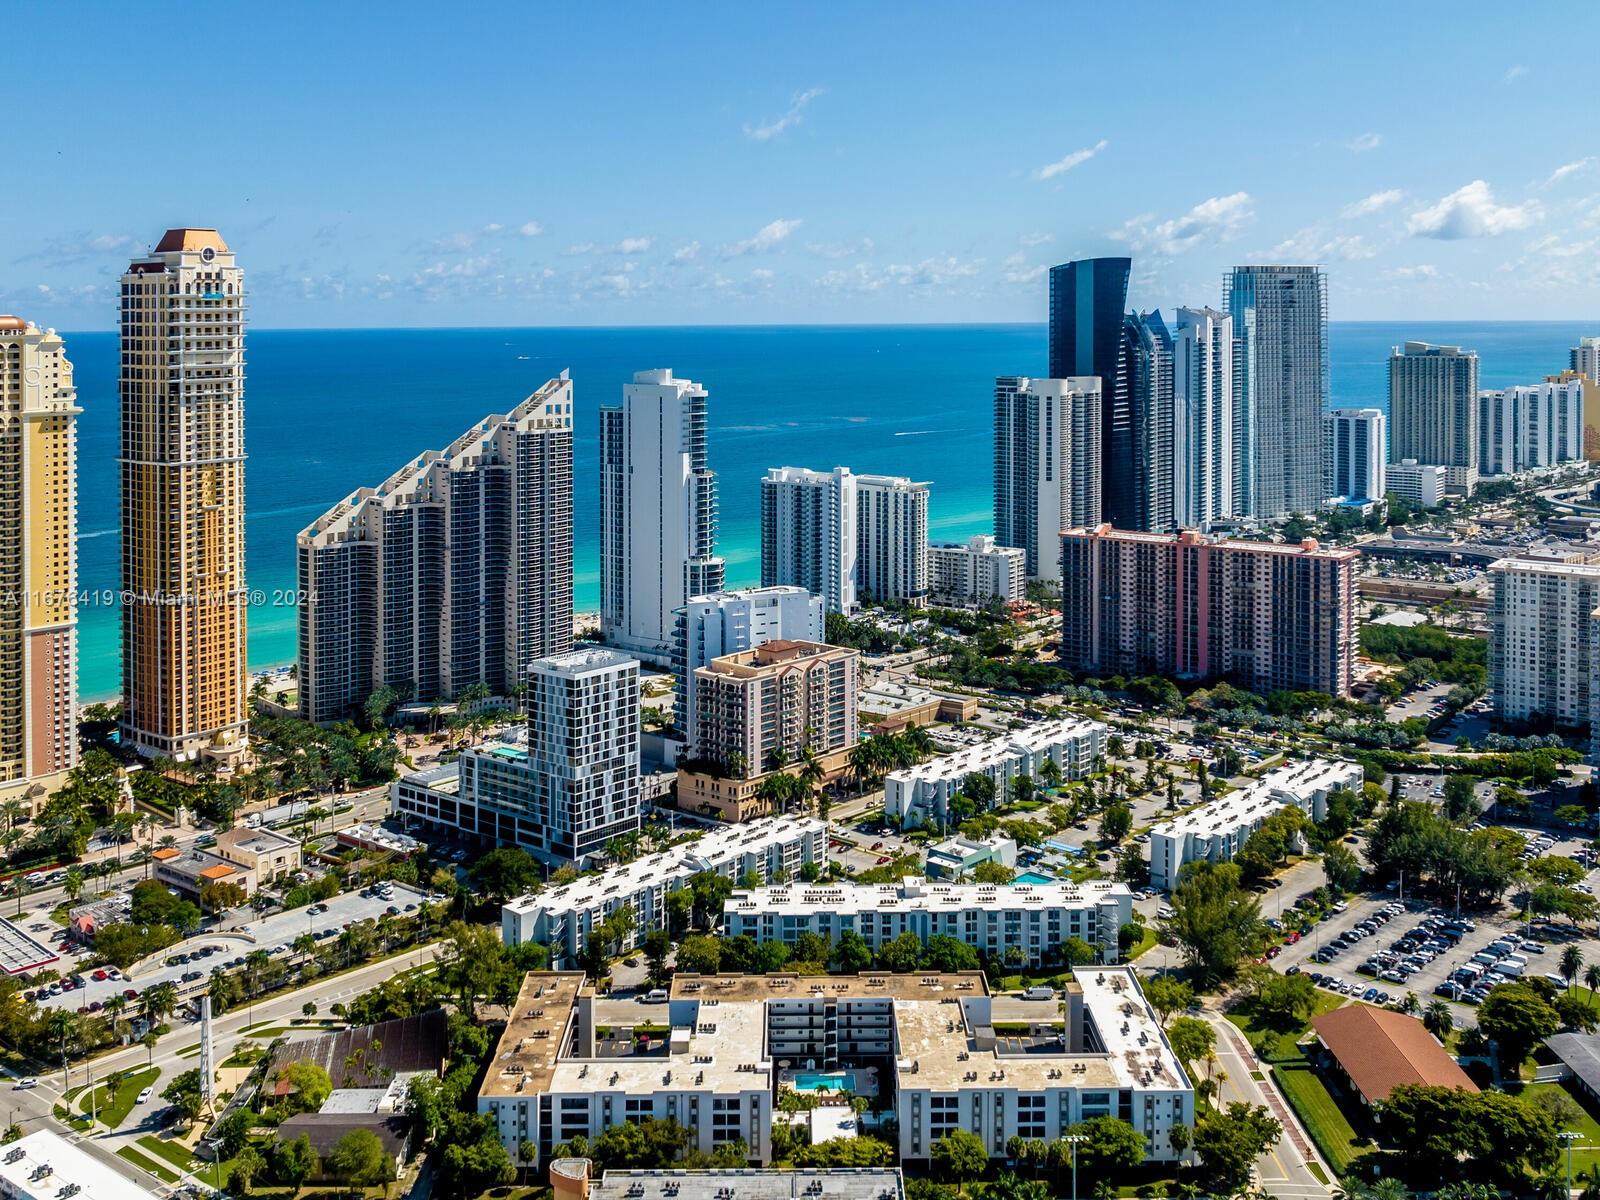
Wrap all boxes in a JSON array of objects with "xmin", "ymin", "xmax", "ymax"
[
  {"xmin": 297, "ymin": 375, "xmax": 574, "ymax": 723},
  {"xmin": 993, "ymin": 376, "xmax": 1101, "ymax": 580},
  {"xmin": 600, "ymin": 369, "xmax": 725, "ymax": 664},
  {"xmin": 119, "ymin": 229, "xmax": 247, "ymax": 764},
  {"xmin": 0, "ymin": 318, "xmax": 79, "ymax": 811},
  {"xmin": 1224, "ymin": 264, "xmax": 1329, "ymax": 519},
  {"xmin": 1171, "ymin": 307, "xmax": 1235, "ymax": 531},
  {"xmin": 1388, "ymin": 341, "xmax": 1478, "ymax": 492},
  {"xmin": 1048, "ymin": 258, "xmax": 1128, "ymax": 525}
]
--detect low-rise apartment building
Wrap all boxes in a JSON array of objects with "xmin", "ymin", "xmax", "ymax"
[
  {"xmin": 722, "ymin": 877, "xmax": 1134, "ymax": 965},
  {"xmin": 152, "ymin": 846, "xmax": 256, "ymax": 900},
  {"xmin": 1147, "ymin": 758, "xmax": 1364, "ymax": 890},
  {"xmin": 478, "ymin": 969, "xmax": 1193, "ymax": 1167},
  {"xmin": 928, "ymin": 536, "xmax": 1027, "ymax": 606},
  {"xmin": 1385, "ymin": 460, "xmax": 1447, "ymax": 509},
  {"xmin": 501, "ymin": 817, "xmax": 828, "ymax": 966},
  {"xmin": 923, "ymin": 834, "xmax": 1017, "ymax": 880},
  {"xmin": 883, "ymin": 719, "xmax": 1106, "ymax": 831}
]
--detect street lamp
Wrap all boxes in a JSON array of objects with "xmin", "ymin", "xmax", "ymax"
[
  {"xmin": 1065, "ymin": 1133, "xmax": 1086, "ymax": 1200},
  {"xmin": 1559, "ymin": 1131, "xmax": 1581, "ymax": 1194}
]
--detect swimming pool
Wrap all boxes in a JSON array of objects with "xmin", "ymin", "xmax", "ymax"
[
  {"xmin": 1015, "ymin": 870, "xmax": 1056, "ymax": 884},
  {"xmin": 790, "ymin": 1070, "xmax": 858, "ymax": 1093}
]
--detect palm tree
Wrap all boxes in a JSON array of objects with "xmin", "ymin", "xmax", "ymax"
[
  {"xmin": 1585, "ymin": 961, "xmax": 1600, "ymax": 1001},
  {"xmin": 1422, "ymin": 999, "xmax": 1453, "ymax": 1042},
  {"xmin": 1562, "ymin": 945, "xmax": 1585, "ymax": 992},
  {"xmin": 798, "ymin": 750, "xmax": 825, "ymax": 813},
  {"xmin": 62, "ymin": 867, "xmax": 85, "ymax": 905},
  {"xmin": 103, "ymin": 994, "xmax": 127, "ymax": 1042}
]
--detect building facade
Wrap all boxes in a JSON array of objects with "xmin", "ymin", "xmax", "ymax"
[
  {"xmin": 672, "ymin": 587, "xmax": 824, "ymax": 753},
  {"xmin": 1388, "ymin": 341, "xmax": 1478, "ymax": 490},
  {"xmin": 600, "ymin": 370, "xmax": 724, "ymax": 663},
  {"xmin": 1479, "ymin": 378, "xmax": 1586, "ymax": 476},
  {"xmin": 1324, "ymin": 408, "xmax": 1386, "ymax": 504},
  {"xmin": 1572, "ymin": 337, "xmax": 1600, "ymax": 460},
  {"xmin": 391, "ymin": 648, "xmax": 640, "ymax": 865},
  {"xmin": 1059, "ymin": 525, "xmax": 1359, "ymax": 697},
  {"xmin": 119, "ymin": 229, "xmax": 248, "ymax": 763},
  {"xmin": 759, "ymin": 465, "xmax": 856, "ymax": 612},
  {"xmin": 480, "ymin": 970, "xmax": 1193, "ymax": 1167},
  {"xmin": 884, "ymin": 719, "xmax": 1106, "ymax": 830},
  {"xmin": 1048, "ymin": 258, "xmax": 1136, "ymax": 525},
  {"xmin": 1224, "ymin": 265, "xmax": 1329, "ymax": 519},
  {"xmin": 928, "ymin": 536, "xmax": 1027, "ymax": 606},
  {"xmin": 500, "ymin": 818, "xmax": 829, "ymax": 963},
  {"xmin": 855, "ymin": 473, "xmax": 929, "ymax": 605},
  {"xmin": 993, "ymin": 376, "xmax": 1101, "ymax": 580},
  {"xmin": 1124, "ymin": 310, "xmax": 1175, "ymax": 532},
  {"xmin": 724, "ymin": 877, "xmax": 1134, "ymax": 966},
  {"xmin": 692, "ymin": 640, "xmax": 858, "ymax": 777},
  {"xmin": 297, "ymin": 376, "xmax": 574, "ymax": 722},
  {"xmin": 1488, "ymin": 556, "xmax": 1600, "ymax": 729},
  {"xmin": 1172, "ymin": 307, "xmax": 1236, "ymax": 531},
  {"xmin": 0, "ymin": 318, "xmax": 78, "ymax": 810},
  {"xmin": 1386, "ymin": 460, "xmax": 1446, "ymax": 509},
  {"xmin": 1148, "ymin": 759, "xmax": 1363, "ymax": 890}
]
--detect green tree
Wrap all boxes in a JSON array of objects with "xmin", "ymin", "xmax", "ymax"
[
  {"xmin": 1167, "ymin": 1016, "xmax": 1216, "ymax": 1067},
  {"xmin": 1477, "ymin": 983, "xmax": 1561, "ymax": 1073},
  {"xmin": 931, "ymin": 1129, "xmax": 988, "ymax": 1192},
  {"xmin": 1099, "ymin": 803, "xmax": 1133, "ymax": 844},
  {"xmin": 161, "ymin": 1069, "xmax": 206, "ymax": 1126},
  {"xmin": 470, "ymin": 847, "xmax": 541, "ymax": 904},
  {"xmin": 230, "ymin": 1145, "xmax": 265, "ymax": 1195},
  {"xmin": 1321, "ymin": 843, "xmax": 1362, "ymax": 895},
  {"xmin": 830, "ymin": 929, "xmax": 874, "ymax": 974},
  {"xmin": 1142, "ymin": 975, "xmax": 1193, "ymax": 1027},
  {"xmin": 277, "ymin": 1059, "xmax": 333, "ymax": 1114},
  {"xmin": 643, "ymin": 929, "xmax": 673, "ymax": 988},
  {"xmin": 271, "ymin": 1135, "xmax": 319, "ymax": 1188},
  {"xmin": 1161, "ymin": 861, "xmax": 1263, "ymax": 985},
  {"xmin": 972, "ymin": 860, "xmax": 1015, "ymax": 884},
  {"xmin": 326, "ymin": 1128, "xmax": 392, "ymax": 1194},
  {"xmin": 1192, "ymin": 1102, "xmax": 1282, "ymax": 1194},
  {"xmin": 674, "ymin": 934, "xmax": 721, "ymax": 976},
  {"xmin": 876, "ymin": 931, "xmax": 925, "ymax": 973},
  {"xmin": 1065, "ymin": 1115, "xmax": 1145, "ymax": 1178}
]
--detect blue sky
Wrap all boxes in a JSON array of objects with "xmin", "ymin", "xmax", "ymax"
[{"xmin": 6, "ymin": 2, "xmax": 1598, "ymax": 327}]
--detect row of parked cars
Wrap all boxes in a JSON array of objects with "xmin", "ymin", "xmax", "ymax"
[
  {"xmin": 1436, "ymin": 936, "xmax": 1559, "ymax": 1004},
  {"xmin": 1355, "ymin": 911, "xmax": 1485, "ymax": 986},
  {"xmin": 1307, "ymin": 901, "xmax": 1409, "ymax": 966}
]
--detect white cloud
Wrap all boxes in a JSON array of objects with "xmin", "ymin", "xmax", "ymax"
[
  {"xmin": 1545, "ymin": 158, "xmax": 1595, "ymax": 187},
  {"xmin": 1111, "ymin": 192, "xmax": 1254, "ymax": 256},
  {"xmin": 750, "ymin": 268, "xmax": 775, "ymax": 281},
  {"xmin": 1034, "ymin": 139, "xmax": 1108, "ymax": 181},
  {"xmin": 807, "ymin": 237, "xmax": 875, "ymax": 259},
  {"xmin": 1018, "ymin": 231, "xmax": 1053, "ymax": 247},
  {"xmin": 672, "ymin": 241, "xmax": 702, "ymax": 261},
  {"xmin": 1505, "ymin": 64, "xmax": 1528, "ymax": 84},
  {"xmin": 743, "ymin": 87, "xmax": 826, "ymax": 141},
  {"xmin": 819, "ymin": 256, "xmax": 983, "ymax": 294},
  {"xmin": 1002, "ymin": 262, "xmax": 1048, "ymax": 285},
  {"xmin": 1407, "ymin": 180, "xmax": 1542, "ymax": 239},
  {"xmin": 1386, "ymin": 264, "xmax": 1440, "ymax": 280},
  {"xmin": 1345, "ymin": 132, "xmax": 1382, "ymax": 153},
  {"xmin": 564, "ymin": 242, "xmax": 596, "ymax": 256},
  {"xmin": 1341, "ymin": 189, "xmax": 1405, "ymax": 219},
  {"xmin": 726, "ymin": 218, "xmax": 802, "ymax": 256},
  {"xmin": 616, "ymin": 237, "xmax": 653, "ymax": 254},
  {"xmin": 518, "ymin": 221, "xmax": 544, "ymax": 237},
  {"xmin": 434, "ymin": 223, "xmax": 507, "ymax": 252},
  {"xmin": 1267, "ymin": 228, "xmax": 1376, "ymax": 262}
]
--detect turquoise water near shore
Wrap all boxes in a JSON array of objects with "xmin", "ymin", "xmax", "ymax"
[{"xmin": 63, "ymin": 321, "xmax": 1595, "ymax": 701}]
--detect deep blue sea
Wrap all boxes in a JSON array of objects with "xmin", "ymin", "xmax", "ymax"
[{"xmin": 62, "ymin": 321, "xmax": 1594, "ymax": 701}]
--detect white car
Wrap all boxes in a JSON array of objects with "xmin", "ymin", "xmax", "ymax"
[
  {"xmin": 135, "ymin": 1087, "xmax": 153, "ymax": 1104},
  {"xmin": 12, "ymin": 1078, "xmax": 37, "ymax": 1090}
]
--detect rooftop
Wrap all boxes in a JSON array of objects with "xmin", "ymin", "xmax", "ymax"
[
  {"xmin": 0, "ymin": 1130, "xmax": 160, "ymax": 1200},
  {"xmin": 725, "ymin": 878, "xmax": 1132, "ymax": 918},
  {"xmin": 669, "ymin": 971, "xmax": 989, "ymax": 1004},
  {"xmin": 480, "ymin": 972, "xmax": 586, "ymax": 1098},
  {"xmin": 505, "ymin": 817, "xmax": 826, "ymax": 915},
  {"xmin": 1063, "ymin": 524, "xmax": 1361, "ymax": 562},
  {"xmin": 1546, "ymin": 1032, "xmax": 1600, "ymax": 1098},
  {"xmin": 701, "ymin": 640, "xmax": 854, "ymax": 677},
  {"xmin": 532, "ymin": 647, "xmax": 639, "ymax": 678},
  {"xmin": 217, "ymin": 827, "xmax": 300, "ymax": 856},
  {"xmin": 585, "ymin": 1168, "xmax": 903, "ymax": 1200},
  {"xmin": 269, "ymin": 1009, "xmax": 449, "ymax": 1088},
  {"xmin": 0, "ymin": 916, "xmax": 59, "ymax": 975},
  {"xmin": 153, "ymin": 227, "xmax": 229, "ymax": 254},
  {"xmin": 1312, "ymin": 1004, "xmax": 1477, "ymax": 1103},
  {"xmin": 886, "ymin": 719, "xmax": 1104, "ymax": 786},
  {"xmin": 1151, "ymin": 758, "xmax": 1359, "ymax": 840}
]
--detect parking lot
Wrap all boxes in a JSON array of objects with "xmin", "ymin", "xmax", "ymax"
[
  {"xmin": 30, "ymin": 881, "xmax": 436, "ymax": 1014},
  {"xmin": 1269, "ymin": 825, "xmax": 1600, "ymax": 1021}
]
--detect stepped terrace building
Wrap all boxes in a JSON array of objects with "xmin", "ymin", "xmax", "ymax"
[
  {"xmin": 1059, "ymin": 525, "xmax": 1359, "ymax": 698},
  {"xmin": 1147, "ymin": 758, "xmax": 1364, "ymax": 890},
  {"xmin": 297, "ymin": 375, "xmax": 573, "ymax": 722},
  {"xmin": 478, "ymin": 969, "xmax": 1193, "ymax": 1166},
  {"xmin": 723, "ymin": 877, "xmax": 1135, "ymax": 966},
  {"xmin": 500, "ymin": 817, "xmax": 827, "ymax": 966},
  {"xmin": 883, "ymin": 719, "xmax": 1107, "ymax": 830}
]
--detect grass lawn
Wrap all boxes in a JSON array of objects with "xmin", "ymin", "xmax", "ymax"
[
  {"xmin": 1126, "ymin": 923, "xmax": 1159, "ymax": 960},
  {"xmin": 77, "ymin": 1066, "xmax": 159, "ymax": 1129},
  {"xmin": 1226, "ymin": 990, "xmax": 1345, "ymax": 1065},
  {"xmin": 116, "ymin": 1146, "xmax": 181, "ymax": 1185},
  {"xmin": 137, "ymin": 1136, "xmax": 200, "ymax": 1174},
  {"xmin": 1516, "ymin": 1081, "xmax": 1600, "ymax": 1173},
  {"xmin": 1274, "ymin": 1063, "xmax": 1363, "ymax": 1174},
  {"xmin": 174, "ymin": 1042, "xmax": 203, "ymax": 1058}
]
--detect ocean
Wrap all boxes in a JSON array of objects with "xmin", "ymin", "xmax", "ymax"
[{"xmin": 63, "ymin": 320, "xmax": 1595, "ymax": 703}]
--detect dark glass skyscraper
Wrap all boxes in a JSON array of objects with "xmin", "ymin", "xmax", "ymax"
[{"xmin": 1047, "ymin": 258, "xmax": 1172, "ymax": 531}]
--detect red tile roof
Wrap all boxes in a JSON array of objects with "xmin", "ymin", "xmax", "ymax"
[{"xmin": 1312, "ymin": 1004, "xmax": 1478, "ymax": 1104}]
